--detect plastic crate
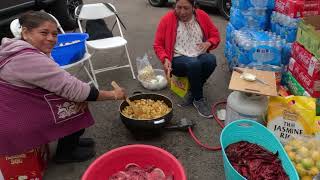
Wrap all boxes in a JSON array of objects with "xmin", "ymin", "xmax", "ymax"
[{"xmin": 51, "ymin": 33, "xmax": 88, "ymax": 66}]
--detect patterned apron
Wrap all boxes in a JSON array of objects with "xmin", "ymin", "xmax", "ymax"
[{"xmin": 0, "ymin": 48, "xmax": 94, "ymax": 155}]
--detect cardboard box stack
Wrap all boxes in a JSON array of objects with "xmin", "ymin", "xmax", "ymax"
[
  {"xmin": 282, "ymin": 15, "xmax": 320, "ymax": 114},
  {"xmin": 275, "ymin": 0, "xmax": 320, "ymax": 18},
  {"xmin": 271, "ymin": 0, "xmax": 320, "ymax": 42},
  {"xmin": 270, "ymin": 0, "xmax": 318, "ymax": 65}
]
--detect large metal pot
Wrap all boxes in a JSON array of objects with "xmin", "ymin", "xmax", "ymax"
[{"xmin": 119, "ymin": 93, "xmax": 173, "ymax": 135}]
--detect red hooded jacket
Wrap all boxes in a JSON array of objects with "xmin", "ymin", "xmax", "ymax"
[{"xmin": 153, "ymin": 9, "xmax": 220, "ymax": 64}]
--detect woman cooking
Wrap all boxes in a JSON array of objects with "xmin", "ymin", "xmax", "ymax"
[
  {"xmin": 153, "ymin": 0, "xmax": 220, "ymax": 118},
  {"xmin": 0, "ymin": 11, "xmax": 126, "ymax": 163}
]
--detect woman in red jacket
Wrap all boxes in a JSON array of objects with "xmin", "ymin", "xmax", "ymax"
[{"xmin": 153, "ymin": 0, "xmax": 220, "ymax": 118}]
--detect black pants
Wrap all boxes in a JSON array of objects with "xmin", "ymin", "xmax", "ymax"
[
  {"xmin": 172, "ymin": 53, "xmax": 217, "ymax": 100},
  {"xmin": 56, "ymin": 129, "xmax": 85, "ymax": 155}
]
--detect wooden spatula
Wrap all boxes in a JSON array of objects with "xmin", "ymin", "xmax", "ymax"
[{"xmin": 111, "ymin": 81, "xmax": 143, "ymax": 117}]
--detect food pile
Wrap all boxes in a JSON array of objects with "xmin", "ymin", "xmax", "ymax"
[
  {"xmin": 109, "ymin": 163, "xmax": 173, "ymax": 180},
  {"xmin": 139, "ymin": 65, "xmax": 156, "ymax": 82},
  {"xmin": 284, "ymin": 137, "xmax": 320, "ymax": 180},
  {"xmin": 122, "ymin": 99, "xmax": 171, "ymax": 120},
  {"xmin": 226, "ymin": 141, "xmax": 289, "ymax": 180}
]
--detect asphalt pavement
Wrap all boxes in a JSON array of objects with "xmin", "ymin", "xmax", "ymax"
[{"xmin": 44, "ymin": 0, "xmax": 231, "ymax": 179}]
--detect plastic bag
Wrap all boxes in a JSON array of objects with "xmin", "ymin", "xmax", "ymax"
[
  {"xmin": 267, "ymin": 96, "xmax": 317, "ymax": 143},
  {"xmin": 170, "ymin": 75, "xmax": 190, "ymax": 98},
  {"xmin": 136, "ymin": 53, "xmax": 155, "ymax": 81},
  {"xmin": 0, "ymin": 145, "xmax": 49, "ymax": 180},
  {"xmin": 284, "ymin": 135, "xmax": 320, "ymax": 179}
]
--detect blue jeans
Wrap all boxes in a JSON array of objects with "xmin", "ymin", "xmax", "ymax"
[{"xmin": 172, "ymin": 53, "xmax": 217, "ymax": 100}]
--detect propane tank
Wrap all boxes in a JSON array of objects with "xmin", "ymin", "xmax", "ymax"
[{"xmin": 225, "ymin": 91, "xmax": 268, "ymax": 125}]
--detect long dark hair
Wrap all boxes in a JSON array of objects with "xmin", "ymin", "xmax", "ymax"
[{"xmin": 19, "ymin": 11, "xmax": 56, "ymax": 30}]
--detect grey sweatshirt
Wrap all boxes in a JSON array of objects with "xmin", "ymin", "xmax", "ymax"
[{"xmin": 0, "ymin": 38, "xmax": 90, "ymax": 102}]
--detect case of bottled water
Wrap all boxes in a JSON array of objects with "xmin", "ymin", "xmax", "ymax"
[
  {"xmin": 270, "ymin": 11, "xmax": 300, "ymax": 43},
  {"xmin": 224, "ymin": 41, "xmax": 236, "ymax": 69},
  {"xmin": 226, "ymin": 23, "xmax": 236, "ymax": 43},
  {"xmin": 232, "ymin": 0, "xmax": 275, "ymax": 10},
  {"xmin": 281, "ymin": 42, "xmax": 292, "ymax": 65},
  {"xmin": 230, "ymin": 7, "xmax": 270, "ymax": 30},
  {"xmin": 225, "ymin": 0, "xmax": 293, "ymax": 71},
  {"xmin": 232, "ymin": 29, "xmax": 285, "ymax": 67}
]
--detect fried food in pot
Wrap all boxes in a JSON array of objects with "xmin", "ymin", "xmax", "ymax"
[{"xmin": 122, "ymin": 99, "xmax": 171, "ymax": 120}]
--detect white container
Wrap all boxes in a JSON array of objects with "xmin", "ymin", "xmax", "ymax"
[
  {"xmin": 225, "ymin": 91, "xmax": 268, "ymax": 125},
  {"xmin": 137, "ymin": 69, "xmax": 168, "ymax": 91}
]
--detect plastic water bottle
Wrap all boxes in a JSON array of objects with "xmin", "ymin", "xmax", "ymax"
[
  {"xmin": 244, "ymin": 40, "xmax": 253, "ymax": 51},
  {"xmin": 276, "ymin": 35, "xmax": 281, "ymax": 41},
  {"xmin": 247, "ymin": 16, "xmax": 257, "ymax": 29},
  {"xmin": 267, "ymin": 40, "xmax": 274, "ymax": 47},
  {"xmin": 266, "ymin": 40, "xmax": 274, "ymax": 61},
  {"xmin": 251, "ymin": 0, "xmax": 268, "ymax": 8},
  {"xmin": 276, "ymin": 40, "xmax": 282, "ymax": 52},
  {"xmin": 253, "ymin": 40, "xmax": 259, "ymax": 49}
]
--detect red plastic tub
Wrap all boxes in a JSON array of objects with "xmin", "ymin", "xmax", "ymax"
[{"xmin": 82, "ymin": 144, "xmax": 187, "ymax": 180}]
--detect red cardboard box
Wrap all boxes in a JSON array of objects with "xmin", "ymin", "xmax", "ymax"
[
  {"xmin": 275, "ymin": 0, "xmax": 320, "ymax": 18},
  {"xmin": 0, "ymin": 146, "xmax": 48, "ymax": 180},
  {"xmin": 288, "ymin": 57, "xmax": 320, "ymax": 97},
  {"xmin": 304, "ymin": 1, "xmax": 320, "ymax": 11},
  {"xmin": 291, "ymin": 42, "xmax": 320, "ymax": 79},
  {"xmin": 275, "ymin": 0, "xmax": 303, "ymax": 17}
]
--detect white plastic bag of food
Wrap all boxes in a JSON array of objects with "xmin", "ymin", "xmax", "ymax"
[{"xmin": 136, "ymin": 53, "xmax": 155, "ymax": 81}]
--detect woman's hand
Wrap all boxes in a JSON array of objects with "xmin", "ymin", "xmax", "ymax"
[
  {"xmin": 197, "ymin": 42, "xmax": 211, "ymax": 53},
  {"xmin": 163, "ymin": 58, "xmax": 172, "ymax": 78},
  {"xmin": 113, "ymin": 88, "xmax": 126, "ymax": 100},
  {"xmin": 111, "ymin": 81, "xmax": 126, "ymax": 100},
  {"xmin": 97, "ymin": 82, "xmax": 126, "ymax": 101}
]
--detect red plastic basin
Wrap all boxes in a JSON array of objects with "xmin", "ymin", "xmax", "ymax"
[{"xmin": 82, "ymin": 144, "xmax": 187, "ymax": 180}]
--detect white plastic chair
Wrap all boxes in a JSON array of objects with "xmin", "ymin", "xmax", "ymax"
[
  {"xmin": 9, "ymin": 14, "xmax": 99, "ymax": 89},
  {"xmin": 75, "ymin": 3, "xmax": 136, "ymax": 87},
  {"xmin": 48, "ymin": 13, "xmax": 65, "ymax": 34}
]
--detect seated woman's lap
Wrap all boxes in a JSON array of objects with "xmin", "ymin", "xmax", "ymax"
[
  {"xmin": 171, "ymin": 53, "xmax": 217, "ymax": 100},
  {"xmin": 172, "ymin": 56, "xmax": 200, "ymax": 77},
  {"xmin": 197, "ymin": 53, "xmax": 217, "ymax": 83},
  {"xmin": 198, "ymin": 53, "xmax": 217, "ymax": 68},
  {"xmin": 172, "ymin": 53, "xmax": 216, "ymax": 78}
]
